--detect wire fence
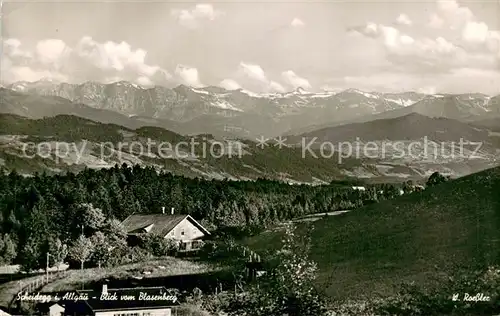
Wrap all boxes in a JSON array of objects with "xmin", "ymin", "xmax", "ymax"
[{"xmin": 8, "ymin": 270, "xmax": 70, "ymax": 310}]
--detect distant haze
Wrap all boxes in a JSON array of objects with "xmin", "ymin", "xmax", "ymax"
[{"xmin": 1, "ymin": 0, "xmax": 500, "ymax": 94}]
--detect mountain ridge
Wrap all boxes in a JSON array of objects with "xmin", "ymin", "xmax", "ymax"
[
  {"xmin": 7, "ymin": 79, "xmax": 449, "ymax": 97},
  {"xmin": 289, "ymin": 112, "xmax": 500, "ymax": 178},
  {"xmin": 286, "ymin": 93, "xmax": 498, "ymax": 136},
  {"xmin": 0, "ymin": 111, "xmax": 499, "ymax": 181},
  {"xmin": 4, "ymin": 80, "xmax": 431, "ymax": 138},
  {"xmin": 8, "ymin": 80, "xmax": 498, "ymax": 139}
]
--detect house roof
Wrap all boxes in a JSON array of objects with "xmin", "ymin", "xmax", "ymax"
[
  {"xmin": 74, "ymin": 286, "xmax": 178, "ymax": 312},
  {"xmin": 121, "ymin": 214, "xmax": 210, "ymax": 237}
]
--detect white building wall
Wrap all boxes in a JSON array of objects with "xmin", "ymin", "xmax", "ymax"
[
  {"xmin": 49, "ymin": 304, "xmax": 64, "ymax": 316},
  {"xmin": 165, "ymin": 218, "xmax": 205, "ymax": 241}
]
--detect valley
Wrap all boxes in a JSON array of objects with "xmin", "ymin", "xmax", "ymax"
[{"xmin": 0, "ymin": 80, "xmax": 499, "ymax": 315}]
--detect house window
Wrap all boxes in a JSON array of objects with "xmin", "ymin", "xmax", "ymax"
[
  {"xmin": 179, "ymin": 242, "xmax": 187, "ymax": 251},
  {"xmin": 181, "ymin": 229, "xmax": 185, "ymax": 236}
]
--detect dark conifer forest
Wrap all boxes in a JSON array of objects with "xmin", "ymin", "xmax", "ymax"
[{"xmin": 0, "ymin": 164, "xmax": 404, "ymax": 269}]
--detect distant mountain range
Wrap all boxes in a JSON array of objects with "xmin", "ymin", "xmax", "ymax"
[
  {"xmin": 1, "ymin": 81, "xmax": 499, "ymax": 181},
  {"xmin": 1, "ymin": 80, "xmax": 428, "ymax": 138},
  {"xmin": 7, "ymin": 80, "xmax": 499, "ymax": 139},
  {"xmin": 0, "ymin": 87, "xmax": 184, "ymax": 134},
  {"xmin": 287, "ymin": 93, "xmax": 499, "ymax": 135}
]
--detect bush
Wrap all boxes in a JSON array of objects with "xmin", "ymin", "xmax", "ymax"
[
  {"xmin": 175, "ymin": 303, "xmax": 211, "ymax": 316},
  {"xmin": 137, "ymin": 234, "xmax": 179, "ymax": 257},
  {"xmin": 212, "ymin": 225, "xmax": 265, "ymax": 240},
  {"xmin": 18, "ymin": 300, "xmax": 37, "ymax": 315},
  {"xmin": 197, "ymin": 239, "xmax": 248, "ymax": 267},
  {"xmin": 122, "ymin": 246, "xmax": 153, "ymax": 264},
  {"xmin": 426, "ymin": 172, "xmax": 450, "ymax": 187},
  {"xmin": 95, "ymin": 243, "xmax": 134, "ymax": 267},
  {"xmin": 328, "ymin": 300, "xmax": 378, "ymax": 316}
]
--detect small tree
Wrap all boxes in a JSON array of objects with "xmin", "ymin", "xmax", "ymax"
[
  {"xmin": 0, "ymin": 234, "xmax": 17, "ymax": 265},
  {"xmin": 20, "ymin": 236, "xmax": 42, "ymax": 271},
  {"xmin": 50, "ymin": 238, "xmax": 68, "ymax": 270},
  {"xmin": 104, "ymin": 219, "xmax": 128, "ymax": 243},
  {"xmin": 267, "ymin": 223, "xmax": 327, "ymax": 316},
  {"xmin": 80, "ymin": 203, "xmax": 105, "ymax": 232},
  {"xmin": 68, "ymin": 235, "xmax": 94, "ymax": 270},
  {"xmin": 89, "ymin": 232, "xmax": 111, "ymax": 268},
  {"xmin": 226, "ymin": 223, "xmax": 327, "ymax": 316}
]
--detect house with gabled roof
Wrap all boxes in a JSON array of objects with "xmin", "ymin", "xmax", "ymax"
[{"xmin": 121, "ymin": 207, "xmax": 210, "ymax": 251}]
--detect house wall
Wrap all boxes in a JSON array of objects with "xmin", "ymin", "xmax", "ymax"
[
  {"xmin": 165, "ymin": 218, "xmax": 205, "ymax": 241},
  {"xmin": 49, "ymin": 304, "xmax": 65, "ymax": 316},
  {"xmin": 94, "ymin": 307, "xmax": 171, "ymax": 316}
]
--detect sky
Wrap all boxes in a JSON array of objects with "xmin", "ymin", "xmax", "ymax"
[{"xmin": 1, "ymin": 0, "xmax": 500, "ymax": 94}]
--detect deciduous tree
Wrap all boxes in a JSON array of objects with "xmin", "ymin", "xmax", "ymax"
[{"xmin": 68, "ymin": 235, "xmax": 94, "ymax": 270}]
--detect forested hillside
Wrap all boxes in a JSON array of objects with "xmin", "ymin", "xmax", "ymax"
[{"xmin": 0, "ymin": 164, "xmax": 404, "ymax": 269}]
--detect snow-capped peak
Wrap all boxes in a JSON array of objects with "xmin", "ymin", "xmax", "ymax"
[
  {"xmin": 239, "ymin": 89, "xmax": 264, "ymax": 98},
  {"xmin": 114, "ymin": 81, "xmax": 142, "ymax": 89},
  {"xmin": 38, "ymin": 77, "xmax": 52, "ymax": 82},
  {"xmin": 294, "ymin": 87, "xmax": 308, "ymax": 95},
  {"xmin": 344, "ymin": 88, "xmax": 380, "ymax": 99},
  {"xmin": 10, "ymin": 82, "xmax": 28, "ymax": 91},
  {"xmin": 191, "ymin": 88, "xmax": 211, "ymax": 95}
]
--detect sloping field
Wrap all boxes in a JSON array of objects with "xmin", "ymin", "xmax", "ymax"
[{"xmin": 244, "ymin": 166, "xmax": 500, "ymax": 300}]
